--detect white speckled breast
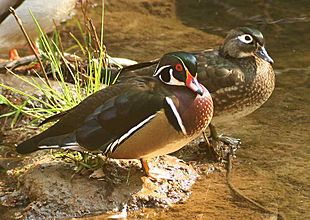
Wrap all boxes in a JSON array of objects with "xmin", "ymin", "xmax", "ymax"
[{"xmin": 175, "ymin": 86, "xmax": 214, "ymax": 136}]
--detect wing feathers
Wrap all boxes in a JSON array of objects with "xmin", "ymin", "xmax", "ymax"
[{"xmin": 104, "ymin": 114, "xmax": 156, "ymax": 154}]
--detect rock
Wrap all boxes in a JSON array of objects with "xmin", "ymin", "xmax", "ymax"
[{"xmin": 3, "ymin": 154, "xmax": 198, "ymax": 219}]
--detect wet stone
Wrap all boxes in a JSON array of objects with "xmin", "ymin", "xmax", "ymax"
[{"xmin": 2, "ymin": 154, "xmax": 198, "ymax": 219}]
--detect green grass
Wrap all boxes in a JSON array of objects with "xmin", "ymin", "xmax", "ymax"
[
  {"xmin": 0, "ymin": 0, "xmax": 120, "ymax": 128},
  {"xmin": 0, "ymin": 1, "xmax": 120, "ymax": 170},
  {"xmin": 53, "ymin": 150, "xmax": 104, "ymax": 171}
]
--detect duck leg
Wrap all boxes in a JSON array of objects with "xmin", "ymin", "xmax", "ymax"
[
  {"xmin": 140, "ymin": 158, "xmax": 152, "ymax": 177},
  {"xmin": 140, "ymin": 158, "xmax": 172, "ymax": 181},
  {"xmin": 9, "ymin": 49, "xmax": 20, "ymax": 61},
  {"xmin": 209, "ymin": 123, "xmax": 241, "ymax": 147},
  {"xmin": 203, "ymin": 123, "xmax": 241, "ymax": 161}
]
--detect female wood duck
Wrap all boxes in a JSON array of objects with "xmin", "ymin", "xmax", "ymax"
[
  {"xmin": 120, "ymin": 27, "xmax": 275, "ymax": 160},
  {"xmin": 16, "ymin": 52, "xmax": 214, "ymax": 179},
  {"xmin": 0, "ymin": 0, "xmax": 76, "ymax": 60},
  {"xmin": 196, "ymin": 27, "xmax": 275, "ymax": 157}
]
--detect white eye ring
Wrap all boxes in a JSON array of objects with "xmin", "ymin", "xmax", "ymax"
[{"xmin": 238, "ymin": 34, "xmax": 253, "ymax": 44}]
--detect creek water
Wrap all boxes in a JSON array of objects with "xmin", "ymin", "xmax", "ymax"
[{"xmin": 153, "ymin": 1, "xmax": 310, "ymax": 219}]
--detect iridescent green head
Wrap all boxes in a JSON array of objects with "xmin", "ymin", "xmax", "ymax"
[{"xmin": 154, "ymin": 51, "xmax": 203, "ymax": 95}]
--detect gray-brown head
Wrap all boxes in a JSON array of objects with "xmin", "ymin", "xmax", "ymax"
[{"xmin": 220, "ymin": 27, "xmax": 274, "ymax": 64}]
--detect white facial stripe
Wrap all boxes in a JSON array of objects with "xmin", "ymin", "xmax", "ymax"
[
  {"xmin": 165, "ymin": 97, "xmax": 187, "ymax": 135},
  {"xmin": 155, "ymin": 55, "xmax": 196, "ymax": 86},
  {"xmin": 167, "ymin": 68, "xmax": 185, "ymax": 86},
  {"xmin": 153, "ymin": 65, "xmax": 170, "ymax": 76},
  {"xmin": 156, "ymin": 64, "xmax": 186, "ymax": 86},
  {"xmin": 104, "ymin": 114, "xmax": 157, "ymax": 154}
]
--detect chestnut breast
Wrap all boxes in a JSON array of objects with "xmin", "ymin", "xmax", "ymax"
[{"xmin": 170, "ymin": 86, "xmax": 213, "ymax": 136}]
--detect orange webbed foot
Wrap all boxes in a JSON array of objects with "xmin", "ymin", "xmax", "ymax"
[{"xmin": 9, "ymin": 49, "xmax": 20, "ymax": 61}]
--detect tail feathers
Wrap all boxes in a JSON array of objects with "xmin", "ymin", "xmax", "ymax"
[
  {"xmin": 16, "ymin": 135, "xmax": 46, "ymax": 154},
  {"xmin": 16, "ymin": 133, "xmax": 79, "ymax": 154}
]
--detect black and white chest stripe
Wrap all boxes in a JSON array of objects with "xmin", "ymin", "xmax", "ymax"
[{"xmin": 165, "ymin": 97, "xmax": 187, "ymax": 135}]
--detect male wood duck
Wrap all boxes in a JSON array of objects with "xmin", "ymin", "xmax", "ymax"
[
  {"xmin": 0, "ymin": 0, "xmax": 76, "ymax": 60},
  {"xmin": 119, "ymin": 27, "xmax": 275, "ymax": 160},
  {"xmin": 16, "ymin": 52, "xmax": 214, "ymax": 179}
]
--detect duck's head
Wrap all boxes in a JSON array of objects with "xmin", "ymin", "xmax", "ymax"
[
  {"xmin": 153, "ymin": 51, "xmax": 204, "ymax": 95},
  {"xmin": 220, "ymin": 27, "xmax": 274, "ymax": 64}
]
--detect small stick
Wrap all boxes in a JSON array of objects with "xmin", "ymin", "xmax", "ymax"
[
  {"xmin": 226, "ymin": 150, "xmax": 286, "ymax": 220},
  {"xmin": 88, "ymin": 19, "xmax": 107, "ymax": 68},
  {"xmin": 88, "ymin": 18, "xmax": 101, "ymax": 53},
  {"xmin": 9, "ymin": 7, "xmax": 51, "ymax": 88},
  {"xmin": 0, "ymin": 55, "xmax": 37, "ymax": 72},
  {"xmin": 0, "ymin": 0, "xmax": 24, "ymax": 23}
]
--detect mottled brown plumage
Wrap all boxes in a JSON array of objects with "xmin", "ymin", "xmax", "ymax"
[{"xmin": 195, "ymin": 27, "xmax": 274, "ymax": 124}]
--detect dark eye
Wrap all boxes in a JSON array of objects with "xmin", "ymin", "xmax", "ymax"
[
  {"xmin": 175, "ymin": 63, "xmax": 183, "ymax": 72},
  {"xmin": 159, "ymin": 70, "xmax": 171, "ymax": 83},
  {"xmin": 238, "ymin": 34, "xmax": 253, "ymax": 44}
]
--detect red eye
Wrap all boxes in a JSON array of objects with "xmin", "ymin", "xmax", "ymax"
[{"xmin": 175, "ymin": 63, "xmax": 183, "ymax": 72}]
